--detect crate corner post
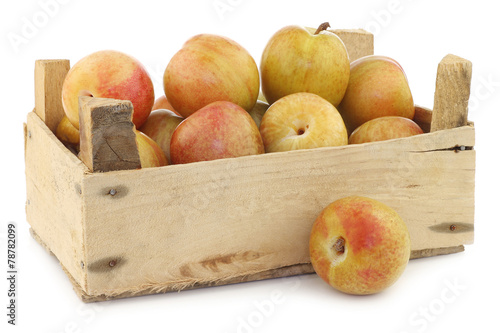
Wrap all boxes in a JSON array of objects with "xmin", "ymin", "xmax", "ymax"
[{"xmin": 34, "ymin": 59, "xmax": 70, "ymax": 133}]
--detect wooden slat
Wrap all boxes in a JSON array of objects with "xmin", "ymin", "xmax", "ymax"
[
  {"xmin": 78, "ymin": 96, "xmax": 141, "ymax": 172},
  {"xmin": 30, "ymin": 221, "xmax": 467, "ymax": 302},
  {"xmin": 78, "ymin": 126, "xmax": 474, "ymax": 298},
  {"xmin": 431, "ymin": 54, "xmax": 472, "ymax": 132},
  {"xmin": 35, "ymin": 59, "xmax": 70, "ymax": 133},
  {"xmin": 25, "ymin": 112, "xmax": 87, "ymax": 290}
]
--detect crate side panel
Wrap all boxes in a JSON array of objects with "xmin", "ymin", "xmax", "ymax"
[
  {"xmin": 80, "ymin": 126, "xmax": 474, "ymax": 297},
  {"xmin": 25, "ymin": 112, "xmax": 87, "ymax": 289}
]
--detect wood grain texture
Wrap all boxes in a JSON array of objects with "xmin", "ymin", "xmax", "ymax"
[
  {"xmin": 35, "ymin": 59, "xmax": 70, "ymax": 133},
  {"xmin": 25, "ymin": 112, "xmax": 87, "ymax": 289},
  {"xmin": 78, "ymin": 96, "xmax": 141, "ymax": 172},
  {"xmin": 330, "ymin": 29, "xmax": 374, "ymax": 61},
  {"xmin": 78, "ymin": 125, "xmax": 474, "ymax": 298},
  {"xmin": 431, "ymin": 54, "xmax": 472, "ymax": 132},
  {"xmin": 29, "ymin": 226, "xmax": 466, "ymax": 302}
]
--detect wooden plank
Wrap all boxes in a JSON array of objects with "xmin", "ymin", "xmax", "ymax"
[
  {"xmin": 78, "ymin": 126, "xmax": 474, "ymax": 298},
  {"xmin": 330, "ymin": 29, "xmax": 374, "ymax": 61},
  {"xmin": 25, "ymin": 112, "xmax": 87, "ymax": 290},
  {"xmin": 431, "ymin": 54, "xmax": 472, "ymax": 132},
  {"xmin": 78, "ymin": 96, "xmax": 141, "ymax": 172},
  {"xmin": 35, "ymin": 59, "xmax": 70, "ymax": 133},
  {"xmin": 29, "ymin": 221, "xmax": 465, "ymax": 302},
  {"xmin": 74, "ymin": 246, "xmax": 466, "ymax": 302}
]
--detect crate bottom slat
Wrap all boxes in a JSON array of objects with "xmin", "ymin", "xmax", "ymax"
[{"xmin": 30, "ymin": 227, "xmax": 467, "ymax": 302}]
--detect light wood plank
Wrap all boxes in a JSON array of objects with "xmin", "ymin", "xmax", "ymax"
[
  {"xmin": 28, "ymin": 224, "xmax": 466, "ymax": 302},
  {"xmin": 25, "ymin": 112, "xmax": 87, "ymax": 290},
  {"xmin": 431, "ymin": 54, "xmax": 472, "ymax": 132},
  {"xmin": 35, "ymin": 59, "xmax": 70, "ymax": 133}
]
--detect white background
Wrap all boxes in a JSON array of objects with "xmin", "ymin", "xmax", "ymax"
[{"xmin": 2, "ymin": 0, "xmax": 499, "ymax": 332}]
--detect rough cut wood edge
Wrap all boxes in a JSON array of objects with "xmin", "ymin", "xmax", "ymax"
[
  {"xmin": 330, "ymin": 29, "xmax": 374, "ymax": 61},
  {"xmin": 25, "ymin": 111, "xmax": 87, "ymax": 289},
  {"xmin": 35, "ymin": 59, "xmax": 70, "ymax": 133},
  {"xmin": 76, "ymin": 246, "xmax": 465, "ymax": 302},
  {"xmin": 78, "ymin": 96, "xmax": 140, "ymax": 172},
  {"xmin": 410, "ymin": 246, "xmax": 464, "ymax": 259},
  {"xmin": 29, "ymin": 227, "xmax": 466, "ymax": 302},
  {"xmin": 431, "ymin": 54, "xmax": 472, "ymax": 132}
]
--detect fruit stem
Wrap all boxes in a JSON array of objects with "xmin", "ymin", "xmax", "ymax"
[
  {"xmin": 334, "ymin": 237, "xmax": 345, "ymax": 254},
  {"xmin": 314, "ymin": 22, "xmax": 331, "ymax": 35}
]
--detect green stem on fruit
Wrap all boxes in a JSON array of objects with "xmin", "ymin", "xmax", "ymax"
[
  {"xmin": 314, "ymin": 22, "xmax": 331, "ymax": 35},
  {"xmin": 334, "ymin": 237, "xmax": 345, "ymax": 254}
]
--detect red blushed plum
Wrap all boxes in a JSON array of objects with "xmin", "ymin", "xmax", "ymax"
[
  {"xmin": 338, "ymin": 55, "xmax": 414, "ymax": 133},
  {"xmin": 62, "ymin": 50, "xmax": 155, "ymax": 129},
  {"xmin": 309, "ymin": 196, "xmax": 411, "ymax": 295},
  {"xmin": 170, "ymin": 101, "xmax": 264, "ymax": 164},
  {"xmin": 163, "ymin": 34, "xmax": 260, "ymax": 118}
]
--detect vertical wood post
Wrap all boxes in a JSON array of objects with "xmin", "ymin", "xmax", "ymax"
[
  {"xmin": 35, "ymin": 59, "xmax": 70, "ymax": 133},
  {"xmin": 430, "ymin": 54, "xmax": 472, "ymax": 132},
  {"xmin": 78, "ymin": 96, "xmax": 141, "ymax": 172}
]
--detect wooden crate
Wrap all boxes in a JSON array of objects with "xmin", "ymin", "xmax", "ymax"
[{"xmin": 24, "ymin": 30, "xmax": 475, "ymax": 302}]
